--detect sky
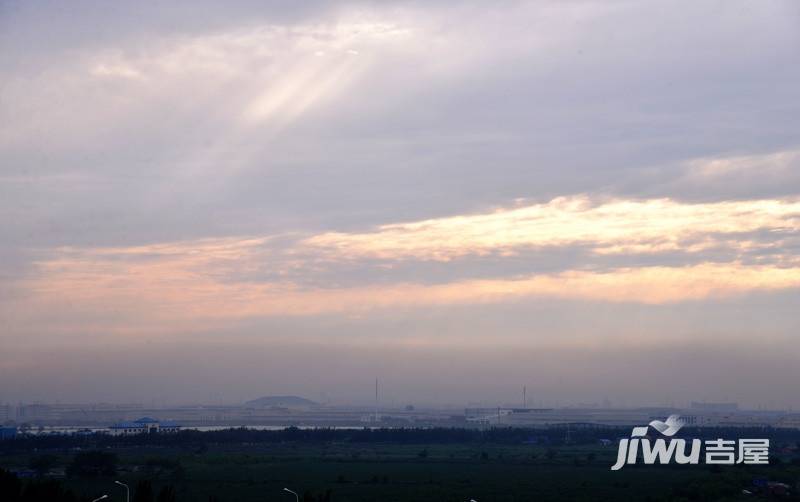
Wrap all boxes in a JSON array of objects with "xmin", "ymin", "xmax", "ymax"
[{"xmin": 1, "ymin": 0, "xmax": 799, "ymax": 408}]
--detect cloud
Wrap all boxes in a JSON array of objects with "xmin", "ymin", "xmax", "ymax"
[
  {"xmin": 2, "ymin": 0, "xmax": 800, "ymax": 404},
  {"xmin": 305, "ymin": 196, "xmax": 800, "ymax": 262},
  {"xmin": 4, "ymin": 195, "xmax": 798, "ymax": 340},
  {"xmin": 90, "ymin": 62, "xmax": 144, "ymax": 80}
]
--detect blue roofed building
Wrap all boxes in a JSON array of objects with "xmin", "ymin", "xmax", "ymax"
[
  {"xmin": 109, "ymin": 417, "xmax": 181, "ymax": 436},
  {"xmin": 0, "ymin": 426, "xmax": 17, "ymax": 440}
]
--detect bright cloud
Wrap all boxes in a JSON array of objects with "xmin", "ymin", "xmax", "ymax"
[
  {"xmin": 305, "ymin": 196, "xmax": 800, "ymax": 261},
  {"xmin": 4, "ymin": 196, "xmax": 798, "ymax": 337}
]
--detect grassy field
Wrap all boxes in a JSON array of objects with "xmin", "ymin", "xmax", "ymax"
[{"xmin": 3, "ymin": 439, "xmax": 798, "ymax": 501}]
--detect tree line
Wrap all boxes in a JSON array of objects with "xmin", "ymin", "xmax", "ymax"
[{"xmin": 3, "ymin": 425, "xmax": 799, "ymax": 454}]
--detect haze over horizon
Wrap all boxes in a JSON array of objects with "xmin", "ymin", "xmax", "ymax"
[{"xmin": 1, "ymin": 1, "xmax": 799, "ymax": 408}]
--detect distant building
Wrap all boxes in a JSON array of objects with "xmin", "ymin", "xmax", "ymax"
[
  {"xmin": 776, "ymin": 414, "xmax": 800, "ymax": 429},
  {"xmin": 690, "ymin": 402, "xmax": 739, "ymax": 412},
  {"xmin": 0, "ymin": 404, "xmax": 12, "ymax": 423},
  {"xmin": 108, "ymin": 417, "xmax": 181, "ymax": 436},
  {"xmin": 244, "ymin": 395, "xmax": 318, "ymax": 409},
  {"xmin": 0, "ymin": 426, "xmax": 17, "ymax": 440},
  {"xmin": 16, "ymin": 403, "xmax": 56, "ymax": 421}
]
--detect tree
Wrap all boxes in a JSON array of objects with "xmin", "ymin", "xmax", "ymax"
[
  {"xmin": 0, "ymin": 469, "xmax": 22, "ymax": 502},
  {"xmin": 132, "ymin": 480, "xmax": 154, "ymax": 502},
  {"xmin": 66, "ymin": 451, "xmax": 117, "ymax": 477},
  {"xmin": 156, "ymin": 485, "xmax": 176, "ymax": 502},
  {"xmin": 28, "ymin": 455, "xmax": 59, "ymax": 477},
  {"xmin": 20, "ymin": 479, "xmax": 72, "ymax": 502},
  {"xmin": 144, "ymin": 457, "xmax": 182, "ymax": 478}
]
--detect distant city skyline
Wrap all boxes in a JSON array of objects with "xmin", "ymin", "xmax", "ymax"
[
  {"xmin": 1, "ymin": 1, "xmax": 799, "ymax": 407},
  {"xmin": 2, "ymin": 398, "xmax": 796, "ymax": 412},
  {"xmin": 5, "ymin": 397, "xmax": 800, "ymax": 434}
]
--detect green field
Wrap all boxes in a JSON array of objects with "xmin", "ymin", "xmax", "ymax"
[{"xmin": 3, "ymin": 439, "xmax": 798, "ymax": 501}]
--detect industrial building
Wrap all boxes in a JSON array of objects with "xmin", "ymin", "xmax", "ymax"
[{"xmin": 108, "ymin": 417, "xmax": 181, "ymax": 435}]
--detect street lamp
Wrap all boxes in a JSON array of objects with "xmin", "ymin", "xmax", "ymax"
[
  {"xmin": 91, "ymin": 496, "xmax": 108, "ymax": 502},
  {"xmin": 283, "ymin": 487, "xmax": 299, "ymax": 502},
  {"xmin": 115, "ymin": 481, "xmax": 130, "ymax": 502}
]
